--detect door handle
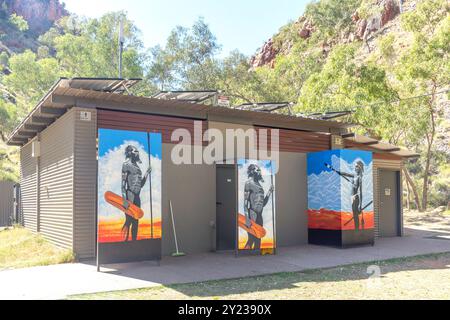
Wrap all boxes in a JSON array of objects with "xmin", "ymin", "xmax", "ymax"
[{"xmin": 216, "ymin": 202, "xmax": 222, "ymax": 205}]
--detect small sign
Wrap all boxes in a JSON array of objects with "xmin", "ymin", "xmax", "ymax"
[
  {"xmin": 227, "ymin": 179, "xmax": 232, "ymax": 183},
  {"xmin": 80, "ymin": 111, "xmax": 91, "ymax": 121},
  {"xmin": 217, "ymin": 95, "xmax": 230, "ymax": 107},
  {"xmin": 385, "ymin": 188, "xmax": 391, "ymax": 196},
  {"xmin": 331, "ymin": 135, "xmax": 344, "ymax": 149}
]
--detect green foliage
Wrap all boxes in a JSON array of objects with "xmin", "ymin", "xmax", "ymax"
[
  {"xmin": 377, "ymin": 34, "xmax": 395, "ymax": 60},
  {"xmin": 358, "ymin": 0, "xmax": 383, "ymax": 20},
  {"xmin": 8, "ymin": 13, "xmax": 28, "ymax": 32},
  {"xmin": 305, "ymin": 0, "xmax": 361, "ymax": 37},
  {"xmin": 298, "ymin": 43, "xmax": 398, "ymax": 137},
  {"xmin": 0, "ymin": 11, "xmax": 148, "ymax": 181},
  {"xmin": 147, "ymin": 18, "xmax": 221, "ymax": 90}
]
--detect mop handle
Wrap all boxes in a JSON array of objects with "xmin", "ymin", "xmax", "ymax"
[{"xmin": 170, "ymin": 201, "xmax": 179, "ymax": 254}]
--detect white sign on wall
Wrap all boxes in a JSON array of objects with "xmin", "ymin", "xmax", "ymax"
[
  {"xmin": 217, "ymin": 95, "xmax": 230, "ymax": 107},
  {"xmin": 80, "ymin": 111, "xmax": 92, "ymax": 121}
]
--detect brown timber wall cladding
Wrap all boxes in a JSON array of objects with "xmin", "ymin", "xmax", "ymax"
[
  {"xmin": 255, "ymin": 127, "xmax": 331, "ymax": 153},
  {"xmin": 97, "ymin": 109, "xmax": 207, "ymax": 145}
]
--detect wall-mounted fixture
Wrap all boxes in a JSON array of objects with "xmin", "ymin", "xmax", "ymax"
[{"xmin": 32, "ymin": 141, "xmax": 40, "ymax": 158}]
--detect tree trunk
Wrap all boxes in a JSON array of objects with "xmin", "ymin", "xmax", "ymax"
[
  {"xmin": 406, "ymin": 177, "xmax": 411, "ymax": 211},
  {"xmin": 0, "ymin": 131, "xmax": 6, "ymax": 143},
  {"xmin": 422, "ymin": 86, "xmax": 437, "ymax": 211},
  {"xmin": 403, "ymin": 167, "xmax": 423, "ymax": 212},
  {"xmin": 422, "ymin": 142, "xmax": 432, "ymax": 211}
]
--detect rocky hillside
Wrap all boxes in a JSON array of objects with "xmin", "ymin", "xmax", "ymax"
[
  {"xmin": 250, "ymin": 0, "xmax": 416, "ymax": 69},
  {"xmin": 0, "ymin": 0, "xmax": 68, "ymax": 54}
]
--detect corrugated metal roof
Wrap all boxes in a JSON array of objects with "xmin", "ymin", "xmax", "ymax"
[
  {"xmin": 61, "ymin": 77, "xmax": 141, "ymax": 93},
  {"xmin": 7, "ymin": 78, "xmax": 419, "ymax": 161},
  {"xmin": 235, "ymin": 102, "xmax": 293, "ymax": 113},
  {"xmin": 152, "ymin": 90, "xmax": 218, "ymax": 103}
]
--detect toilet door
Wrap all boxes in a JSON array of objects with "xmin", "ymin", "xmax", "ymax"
[{"xmin": 216, "ymin": 165, "xmax": 237, "ymax": 251}]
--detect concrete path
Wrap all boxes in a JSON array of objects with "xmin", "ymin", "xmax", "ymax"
[{"xmin": 1, "ymin": 227, "xmax": 450, "ymax": 300}]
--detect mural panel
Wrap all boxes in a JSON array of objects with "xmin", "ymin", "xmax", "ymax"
[
  {"xmin": 307, "ymin": 150, "xmax": 374, "ymax": 247},
  {"xmin": 237, "ymin": 159, "xmax": 276, "ymax": 252},
  {"xmin": 97, "ymin": 128, "xmax": 162, "ymax": 264}
]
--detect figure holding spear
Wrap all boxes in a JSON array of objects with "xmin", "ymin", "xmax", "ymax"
[{"xmin": 324, "ymin": 161, "xmax": 370, "ymax": 230}]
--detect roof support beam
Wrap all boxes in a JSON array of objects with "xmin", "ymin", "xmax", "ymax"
[
  {"xmin": 363, "ymin": 141, "xmax": 380, "ymax": 146},
  {"xmin": 32, "ymin": 116, "xmax": 55, "ymax": 125},
  {"xmin": 24, "ymin": 124, "xmax": 46, "ymax": 131},
  {"xmin": 341, "ymin": 133, "xmax": 355, "ymax": 139},
  {"xmin": 7, "ymin": 142, "xmax": 24, "ymax": 147},
  {"xmin": 40, "ymin": 106, "xmax": 67, "ymax": 116},
  {"xmin": 382, "ymin": 148, "xmax": 401, "ymax": 152},
  {"xmin": 16, "ymin": 131, "xmax": 37, "ymax": 138},
  {"xmin": 10, "ymin": 137, "xmax": 29, "ymax": 143}
]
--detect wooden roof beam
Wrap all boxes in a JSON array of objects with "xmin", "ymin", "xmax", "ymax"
[
  {"xmin": 24, "ymin": 124, "xmax": 47, "ymax": 131},
  {"xmin": 31, "ymin": 116, "xmax": 55, "ymax": 125},
  {"xmin": 40, "ymin": 106, "xmax": 67, "ymax": 116}
]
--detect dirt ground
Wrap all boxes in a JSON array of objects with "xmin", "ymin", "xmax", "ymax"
[{"xmin": 404, "ymin": 208, "xmax": 450, "ymax": 235}]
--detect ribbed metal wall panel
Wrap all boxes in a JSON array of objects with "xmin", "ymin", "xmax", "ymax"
[
  {"xmin": 73, "ymin": 108, "xmax": 97, "ymax": 259},
  {"xmin": 20, "ymin": 142, "xmax": 37, "ymax": 232},
  {"xmin": 38, "ymin": 110, "xmax": 75, "ymax": 249},
  {"xmin": 0, "ymin": 181, "xmax": 14, "ymax": 227},
  {"xmin": 373, "ymin": 158, "xmax": 403, "ymax": 238}
]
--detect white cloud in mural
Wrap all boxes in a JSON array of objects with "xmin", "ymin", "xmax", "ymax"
[
  {"xmin": 308, "ymin": 154, "xmax": 373, "ymax": 212},
  {"xmin": 308, "ymin": 155, "xmax": 342, "ymax": 211},
  {"xmin": 98, "ymin": 140, "xmax": 162, "ymax": 222}
]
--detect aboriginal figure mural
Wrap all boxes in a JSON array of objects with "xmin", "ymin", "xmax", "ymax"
[
  {"xmin": 307, "ymin": 150, "xmax": 374, "ymax": 247},
  {"xmin": 97, "ymin": 128, "xmax": 162, "ymax": 264},
  {"xmin": 237, "ymin": 159, "xmax": 276, "ymax": 252}
]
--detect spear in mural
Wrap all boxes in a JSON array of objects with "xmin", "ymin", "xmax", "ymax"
[
  {"xmin": 324, "ymin": 163, "xmax": 351, "ymax": 183},
  {"xmin": 147, "ymin": 132, "xmax": 153, "ymax": 238},
  {"xmin": 343, "ymin": 201, "xmax": 373, "ymax": 227}
]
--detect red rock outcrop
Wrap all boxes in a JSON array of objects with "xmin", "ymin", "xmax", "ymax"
[
  {"xmin": 353, "ymin": 0, "xmax": 400, "ymax": 40},
  {"xmin": 298, "ymin": 18, "xmax": 314, "ymax": 39},
  {"xmin": 250, "ymin": 38, "xmax": 278, "ymax": 69},
  {"xmin": 1, "ymin": 0, "xmax": 68, "ymax": 35}
]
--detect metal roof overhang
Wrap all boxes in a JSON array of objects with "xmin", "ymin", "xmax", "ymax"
[
  {"xmin": 6, "ymin": 78, "xmax": 141, "ymax": 146},
  {"xmin": 7, "ymin": 83, "xmax": 354, "ymax": 147},
  {"xmin": 342, "ymin": 133, "xmax": 419, "ymax": 158},
  {"xmin": 8, "ymin": 83, "xmax": 417, "ymax": 160}
]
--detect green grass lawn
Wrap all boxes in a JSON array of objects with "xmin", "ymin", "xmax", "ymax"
[
  {"xmin": 71, "ymin": 252, "xmax": 450, "ymax": 300},
  {"xmin": 0, "ymin": 227, "xmax": 75, "ymax": 270}
]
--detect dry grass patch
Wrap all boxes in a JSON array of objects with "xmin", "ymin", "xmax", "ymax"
[{"xmin": 0, "ymin": 227, "xmax": 75, "ymax": 270}]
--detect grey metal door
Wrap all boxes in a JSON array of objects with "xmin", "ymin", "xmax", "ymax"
[
  {"xmin": 378, "ymin": 170, "xmax": 400, "ymax": 237},
  {"xmin": 216, "ymin": 165, "xmax": 237, "ymax": 251}
]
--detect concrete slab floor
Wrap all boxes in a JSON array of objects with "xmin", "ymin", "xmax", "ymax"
[{"xmin": 1, "ymin": 227, "xmax": 450, "ymax": 300}]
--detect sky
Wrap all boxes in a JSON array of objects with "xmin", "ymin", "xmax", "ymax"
[{"xmin": 62, "ymin": 0, "xmax": 309, "ymax": 56}]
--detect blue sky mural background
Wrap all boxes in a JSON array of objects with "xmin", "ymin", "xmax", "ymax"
[{"xmin": 307, "ymin": 150, "xmax": 373, "ymax": 213}]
